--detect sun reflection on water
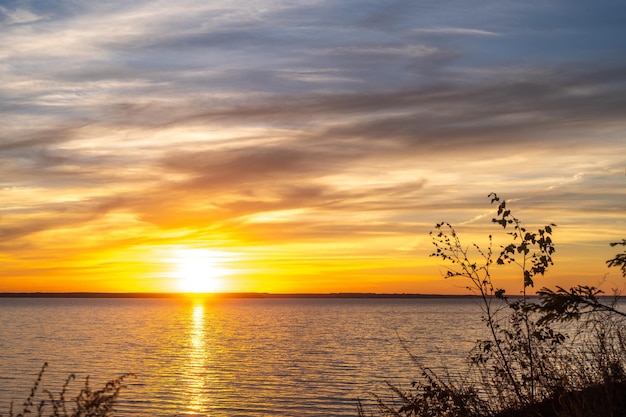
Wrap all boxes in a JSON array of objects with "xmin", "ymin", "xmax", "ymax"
[{"xmin": 184, "ymin": 302, "xmax": 208, "ymax": 415}]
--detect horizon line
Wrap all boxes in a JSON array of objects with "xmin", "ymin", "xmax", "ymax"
[{"xmin": 0, "ymin": 291, "xmax": 482, "ymax": 299}]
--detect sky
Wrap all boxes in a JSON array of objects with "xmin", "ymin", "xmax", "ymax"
[{"xmin": 1, "ymin": 0, "xmax": 625, "ymax": 294}]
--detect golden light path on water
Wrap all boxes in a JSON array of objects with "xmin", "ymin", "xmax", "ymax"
[{"xmin": 184, "ymin": 302, "xmax": 208, "ymax": 415}]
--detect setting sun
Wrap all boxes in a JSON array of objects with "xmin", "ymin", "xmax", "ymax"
[{"xmin": 171, "ymin": 249, "xmax": 230, "ymax": 293}]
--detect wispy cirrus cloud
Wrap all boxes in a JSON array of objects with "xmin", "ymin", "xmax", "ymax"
[{"xmin": 412, "ymin": 27, "xmax": 499, "ymax": 36}]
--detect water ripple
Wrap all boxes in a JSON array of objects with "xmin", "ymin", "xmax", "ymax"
[{"xmin": 0, "ymin": 297, "xmax": 485, "ymax": 416}]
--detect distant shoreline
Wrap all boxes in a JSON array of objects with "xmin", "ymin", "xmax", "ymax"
[
  {"xmin": 1, "ymin": 292, "xmax": 622, "ymax": 300},
  {"xmin": 0, "ymin": 292, "xmax": 481, "ymax": 299}
]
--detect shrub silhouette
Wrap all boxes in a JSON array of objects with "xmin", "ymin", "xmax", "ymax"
[
  {"xmin": 2, "ymin": 363, "xmax": 133, "ymax": 417},
  {"xmin": 359, "ymin": 193, "xmax": 626, "ymax": 417}
]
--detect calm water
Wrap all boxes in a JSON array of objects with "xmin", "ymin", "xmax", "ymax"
[{"xmin": 0, "ymin": 297, "xmax": 486, "ymax": 416}]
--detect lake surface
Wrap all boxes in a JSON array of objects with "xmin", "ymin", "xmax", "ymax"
[{"xmin": 0, "ymin": 297, "xmax": 487, "ymax": 416}]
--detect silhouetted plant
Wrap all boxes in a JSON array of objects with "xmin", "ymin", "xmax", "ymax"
[
  {"xmin": 536, "ymin": 285, "xmax": 626, "ymax": 325},
  {"xmin": 360, "ymin": 193, "xmax": 626, "ymax": 417},
  {"xmin": 607, "ymin": 239, "xmax": 626, "ymax": 277},
  {"xmin": 534, "ymin": 239, "xmax": 626, "ymax": 326},
  {"xmin": 2, "ymin": 363, "xmax": 133, "ymax": 417},
  {"xmin": 430, "ymin": 194, "xmax": 563, "ymax": 407},
  {"xmin": 359, "ymin": 345, "xmax": 491, "ymax": 417}
]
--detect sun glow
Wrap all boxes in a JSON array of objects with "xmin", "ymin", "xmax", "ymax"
[{"xmin": 171, "ymin": 248, "xmax": 230, "ymax": 293}]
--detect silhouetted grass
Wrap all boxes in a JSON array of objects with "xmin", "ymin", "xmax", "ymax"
[{"xmin": 2, "ymin": 363, "xmax": 133, "ymax": 417}]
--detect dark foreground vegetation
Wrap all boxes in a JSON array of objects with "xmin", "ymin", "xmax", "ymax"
[
  {"xmin": 1, "ymin": 363, "xmax": 132, "ymax": 417},
  {"xmin": 359, "ymin": 194, "xmax": 626, "ymax": 417}
]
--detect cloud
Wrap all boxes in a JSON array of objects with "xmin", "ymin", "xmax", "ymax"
[
  {"xmin": 1, "ymin": 0, "xmax": 625, "ymax": 292},
  {"xmin": 0, "ymin": 6, "xmax": 45, "ymax": 24},
  {"xmin": 412, "ymin": 27, "xmax": 499, "ymax": 36},
  {"xmin": 92, "ymin": 64, "xmax": 626, "ymax": 160}
]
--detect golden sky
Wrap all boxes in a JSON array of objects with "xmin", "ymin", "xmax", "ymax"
[{"xmin": 1, "ymin": 0, "xmax": 625, "ymax": 294}]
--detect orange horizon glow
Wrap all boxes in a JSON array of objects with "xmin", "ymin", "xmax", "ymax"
[
  {"xmin": 2, "ymin": 186, "xmax": 622, "ymax": 295},
  {"xmin": 0, "ymin": 223, "xmax": 623, "ymax": 296}
]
